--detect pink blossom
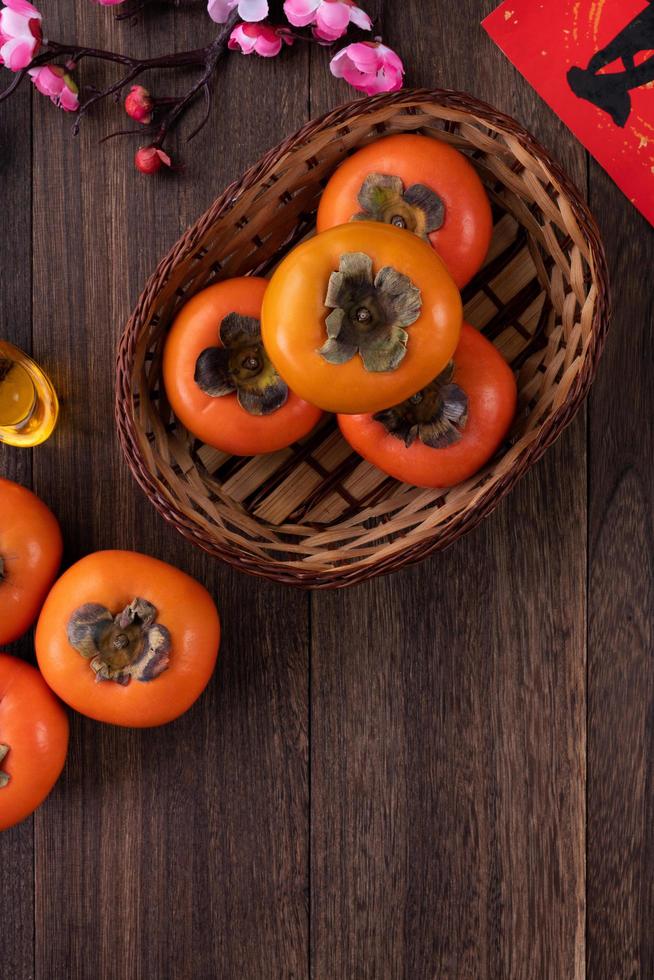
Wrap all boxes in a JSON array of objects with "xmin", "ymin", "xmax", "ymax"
[
  {"xmin": 135, "ymin": 146, "xmax": 172, "ymax": 175},
  {"xmin": 228, "ymin": 23, "xmax": 292, "ymax": 58},
  {"xmin": 28, "ymin": 65, "xmax": 79, "ymax": 111},
  {"xmin": 0, "ymin": 0, "xmax": 42, "ymax": 72},
  {"xmin": 283, "ymin": 0, "xmax": 370, "ymax": 42},
  {"xmin": 125, "ymin": 84, "xmax": 153, "ymax": 124},
  {"xmin": 330, "ymin": 40, "xmax": 404, "ymax": 95},
  {"xmin": 207, "ymin": 0, "xmax": 268, "ymax": 23}
]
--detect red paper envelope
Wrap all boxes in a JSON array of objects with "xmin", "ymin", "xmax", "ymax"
[{"xmin": 483, "ymin": 0, "xmax": 654, "ymax": 225}]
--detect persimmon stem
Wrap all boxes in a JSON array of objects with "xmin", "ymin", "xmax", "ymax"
[
  {"xmin": 67, "ymin": 598, "xmax": 171, "ymax": 685},
  {"xmin": 374, "ymin": 363, "xmax": 469, "ymax": 449}
]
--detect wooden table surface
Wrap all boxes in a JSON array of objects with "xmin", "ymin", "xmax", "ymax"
[{"xmin": 1, "ymin": 2, "xmax": 653, "ymax": 978}]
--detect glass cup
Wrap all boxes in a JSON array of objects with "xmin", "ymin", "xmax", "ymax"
[{"xmin": 0, "ymin": 341, "xmax": 59, "ymax": 447}]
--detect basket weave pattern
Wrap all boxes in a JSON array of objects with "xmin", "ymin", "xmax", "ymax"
[{"xmin": 116, "ymin": 90, "xmax": 610, "ymax": 588}]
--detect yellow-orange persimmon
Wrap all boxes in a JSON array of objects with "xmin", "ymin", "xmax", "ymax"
[
  {"xmin": 262, "ymin": 222, "xmax": 462, "ymax": 415},
  {"xmin": 36, "ymin": 551, "xmax": 220, "ymax": 728}
]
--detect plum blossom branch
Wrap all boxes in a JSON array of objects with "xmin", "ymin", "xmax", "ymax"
[
  {"xmin": 0, "ymin": 0, "xmax": 403, "ymax": 173},
  {"xmin": 0, "ymin": 5, "xmax": 239, "ymax": 163}
]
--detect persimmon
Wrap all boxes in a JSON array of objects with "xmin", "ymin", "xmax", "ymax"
[
  {"xmin": 163, "ymin": 276, "xmax": 323, "ymax": 456},
  {"xmin": 338, "ymin": 324, "xmax": 517, "ymax": 488},
  {"xmin": 0, "ymin": 478, "xmax": 63, "ymax": 645},
  {"xmin": 261, "ymin": 222, "xmax": 462, "ymax": 415},
  {"xmin": 35, "ymin": 551, "xmax": 220, "ymax": 728},
  {"xmin": 0, "ymin": 653, "xmax": 69, "ymax": 832},
  {"xmin": 317, "ymin": 133, "xmax": 493, "ymax": 288}
]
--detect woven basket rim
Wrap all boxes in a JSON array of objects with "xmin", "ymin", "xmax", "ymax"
[{"xmin": 115, "ymin": 87, "xmax": 610, "ymax": 589}]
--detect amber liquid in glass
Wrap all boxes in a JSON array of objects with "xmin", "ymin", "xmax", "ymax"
[{"xmin": 0, "ymin": 341, "xmax": 58, "ymax": 447}]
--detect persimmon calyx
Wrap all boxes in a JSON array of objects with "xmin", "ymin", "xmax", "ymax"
[
  {"xmin": 67, "ymin": 597, "xmax": 171, "ymax": 686},
  {"xmin": 353, "ymin": 173, "xmax": 445, "ymax": 239},
  {"xmin": 374, "ymin": 361, "xmax": 469, "ymax": 448},
  {"xmin": 318, "ymin": 252, "xmax": 422, "ymax": 372},
  {"xmin": 195, "ymin": 312, "xmax": 288, "ymax": 416},
  {"xmin": 0, "ymin": 744, "xmax": 10, "ymax": 789}
]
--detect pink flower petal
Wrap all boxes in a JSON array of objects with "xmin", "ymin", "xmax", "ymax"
[
  {"xmin": 1, "ymin": 34, "xmax": 35, "ymax": 70},
  {"xmin": 328, "ymin": 47, "xmax": 351, "ymax": 78},
  {"xmin": 377, "ymin": 43, "xmax": 404, "ymax": 75},
  {"xmin": 357, "ymin": 68, "xmax": 399, "ymax": 94},
  {"xmin": 255, "ymin": 32, "xmax": 283, "ymax": 56},
  {"xmin": 0, "ymin": 7, "xmax": 35, "ymax": 37},
  {"xmin": 237, "ymin": 0, "xmax": 268, "ymax": 21},
  {"xmin": 228, "ymin": 24, "xmax": 258, "ymax": 53},
  {"xmin": 313, "ymin": 22, "xmax": 346, "ymax": 42},
  {"xmin": 343, "ymin": 41, "xmax": 380, "ymax": 70},
  {"xmin": 283, "ymin": 0, "xmax": 319, "ymax": 28},
  {"xmin": 206, "ymin": 0, "xmax": 236, "ymax": 23},
  {"xmin": 29, "ymin": 65, "xmax": 62, "ymax": 96},
  {"xmin": 58, "ymin": 84, "xmax": 79, "ymax": 112},
  {"xmin": 349, "ymin": 4, "xmax": 371, "ymax": 30},
  {"xmin": 315, "ymin": 1, "xmax": 350, "ymax": 34},
  {"xmin": 339, "ymin": 62, "xmax": 374, "ymax": 92},
  {"xmin": 228, "ymin": 22, "xmax": 285, "ymax": 56},
  {"xmin": 3, "ymin": 0, "xmax": 41, "ymax": 18}
]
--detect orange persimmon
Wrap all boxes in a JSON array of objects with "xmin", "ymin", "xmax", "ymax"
[
  {"xmin": 261, "ymin": 222, "xmax": 462, "ymax": 415},
  {"xmin": 36, "ymin": 550, "xmax": 220, "ymax": 728},
  {"xmin": 338, "ymin": 324, "xmax": 517, "ymax": 488},
  {"xmin": 0, "ymin": 653, "xmax": 69, "ymax": 832},
  {"xmin": 163, "ymin": 276, "xmax": 322, "ymax": 455},
  {"xmin": 0, "ymin": 478, "xmax": 63, "ymax": 645},
  {"xmin": 317, "ymin": 133, "xmax": 492, "ymax": 288}
]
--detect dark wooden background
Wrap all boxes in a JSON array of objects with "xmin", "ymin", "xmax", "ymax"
[{"xmin": 1, "ymin": 1, "xmax": 652, "ymax": 977}]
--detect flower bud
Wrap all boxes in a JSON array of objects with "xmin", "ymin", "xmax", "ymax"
[
  {"xmin": 125, "ymin": 85, "xmax": 153, "ymax": 125},
  {"xmin": 135, "ymin": 146, "xmax": 171, "ymax": 175}
]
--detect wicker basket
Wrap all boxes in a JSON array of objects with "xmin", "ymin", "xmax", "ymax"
[{"xmin": 116, "ymin": 89, "xmax": 609, "ymax": 589}]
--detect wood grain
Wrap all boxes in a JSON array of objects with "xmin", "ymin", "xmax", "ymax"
[
  {"xmin": 28, "ymin": 4, "xmax": 310, "ymax": 979},
  {"xmin": 0, "ymin": 65, "xmax": 35, "ymax": 980},
  {"xmin": 587, "ymin": 162, "xmax": 654, "ymax": 979},
  {"xmin": 309, "ymin": 2, "xmax": 587, "ymax": 977},
  {"xmin": 1, "ymin": 0, "xmax": 653, "ymax": 976}
]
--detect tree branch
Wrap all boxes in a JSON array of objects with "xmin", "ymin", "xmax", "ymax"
[{"xmin": 0, "ymin": 10, "xmax": 239, "ymax": 160}]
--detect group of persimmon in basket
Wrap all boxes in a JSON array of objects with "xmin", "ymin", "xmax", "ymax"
[{"xmin": 164, "ymin": 133, "xmax": 517, "ymax": 489}]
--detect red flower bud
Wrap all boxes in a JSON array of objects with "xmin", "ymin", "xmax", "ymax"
[
  {"xmin": 125, "ymin": 85, "xmax": 153, "ymax": 124},
  {"xmin": 135, "ymin": 146, "xmax": 172, "ymax": 175}
]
